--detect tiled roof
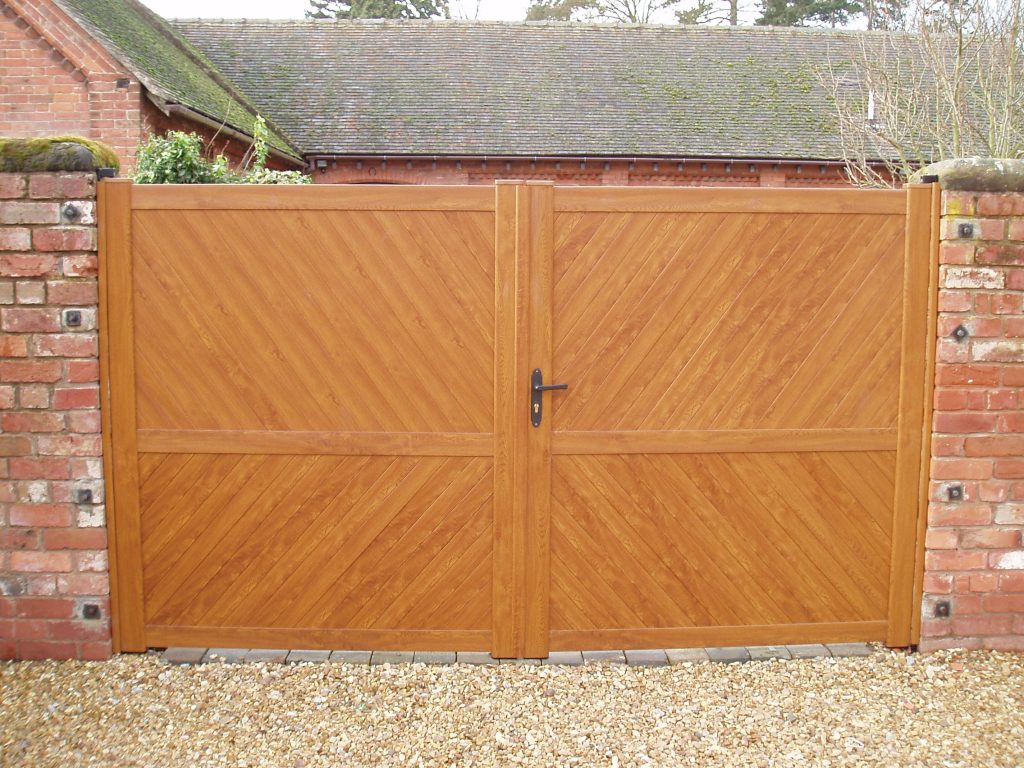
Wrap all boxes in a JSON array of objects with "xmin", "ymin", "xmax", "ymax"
[
  {"xmin": 172, "ymin": 19, "xmax": 904, "ymax": 160},
  {"xmin": 56, "ymin": 0, "xmax": 300, "ymax": 157}
]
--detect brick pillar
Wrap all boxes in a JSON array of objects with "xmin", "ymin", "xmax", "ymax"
[
  {"xmin": 0, "ymin": 141, "xmax": 112, "ymax": 660},
  {"xmin": 922, "ymin": 174, "xmax": 1024, "ymax": 652}
]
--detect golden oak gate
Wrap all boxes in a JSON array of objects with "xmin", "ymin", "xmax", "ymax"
[{"xmin": 100, "ymin": 180, "xmax": 937, "ymax": 656}]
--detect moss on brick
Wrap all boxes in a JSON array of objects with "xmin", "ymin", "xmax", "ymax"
[{"xmin": 0, "ymin": 137, "xmax": 119, "ymax": 173}]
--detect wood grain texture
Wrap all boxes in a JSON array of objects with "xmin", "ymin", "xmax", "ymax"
[
  {"xmin": 101, "ymin": 180, "xmax": 146, "ymax": 652},
  {"xmin": 887, "ymin": 184, "xmax": 936, "ymax": 646},
  {"xmin": 148, "ymin": 626, "xmax": 490, "ymax": 651},
  {"xmin": 132, "ymin": 208, "xmax": 495, "ymax": 433},
  {"xmin": 138, "ymin": 430, "xmax": 493, "ymax": 456},
  {"xmin": 552, "ymin": 429, "xmax": 897, "ymax": 455},
  {"xmin": 550, "ymin": 453, "xmax": 895, "ymax": 632},
  {"xmin": 523, "ymin": 182, "xmax": 554, "ymax": 658},
  {"xmin": 910, "ymin": 182, "xmax": 941, "ymax": 645},
  {"xmin": 555, "ymin": 187, "xmax": 905, "ymax": 214},
  {"xmin": 140, "ymin": 454, "xmax": 493, "ymax": 636},
  {"xmin": 551, "ymin": 209, "xmax": 906, "ymax": 432},
  {"xmin": 492, "ymin": 181, "xmax": 519, "ymax": 657},
  {"xmin": 133, "ymin": 184, "xmax": 494, "ymax": 211}
]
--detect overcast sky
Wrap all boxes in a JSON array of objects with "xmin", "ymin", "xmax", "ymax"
[{"xmin": 141, "ymin": 0, "xmax": 532, "ymax": 21}]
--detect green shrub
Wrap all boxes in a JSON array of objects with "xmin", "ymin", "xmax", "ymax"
[
  {"xmin": 134, "ymin": 116, "xmax": 309, "ymax": 185},
  {"xmin": 134, "ymin": 131, "xmax": 230, "ymax": 184}
]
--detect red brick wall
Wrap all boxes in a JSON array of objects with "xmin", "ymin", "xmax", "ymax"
[
  {"xmin": 921, "ymin": 189, "xmax": 1024, "ymax": 652},
  {"xmin": 313, "ymin": 157, "xmax": 850, "ymax": 187},
  {"xmin": 1, "ymin": 0, "xmax": 144, "ymax": 170},
  {"xmin": 0, "ymin": 170, "xmax": 108, "ymax": 660}
]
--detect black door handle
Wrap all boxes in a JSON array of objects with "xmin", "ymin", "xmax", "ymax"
[{"xmin": 531, "ymin": 368, "xmax": 568, "ymax": 427}]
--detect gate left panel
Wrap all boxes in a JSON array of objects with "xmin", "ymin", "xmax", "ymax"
[{"xmin": 103, "ymin": 182, "xmax": 497, "ymax": 652}]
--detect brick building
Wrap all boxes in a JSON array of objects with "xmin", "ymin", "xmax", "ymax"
[
  {"xmin": 0, "ymin": 0, "xmax": 301, "ymax": 171},
  {"xmin": 4, "ymin": 0, "xmax": 892, "ymax": 186}
]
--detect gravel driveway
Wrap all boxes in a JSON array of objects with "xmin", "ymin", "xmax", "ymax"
[{"xmin": 1, "ymin": 649, "xmax": 1022, "ymax": 767}]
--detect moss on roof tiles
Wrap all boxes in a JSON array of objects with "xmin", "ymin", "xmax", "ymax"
[
  {"xmin": 173, "ymin": 19, "xmax": 910, "ymax": 160},
  {"xmin": 56, "ymin": 0, "xmax": 299, "ymax": 158}
]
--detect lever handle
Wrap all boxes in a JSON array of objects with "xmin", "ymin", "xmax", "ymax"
[{"xmin": 531, "ymin": 369, "xmax": 567, "ymax": 427}]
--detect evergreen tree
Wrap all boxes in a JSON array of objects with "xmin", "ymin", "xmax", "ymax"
[
  {"xmin": 756, "ymin": 0, "xmax": 862, "ymax": 27},
  {"xmin": 307, "ymin": 0, "xmax": 449, "ymax": 19}
]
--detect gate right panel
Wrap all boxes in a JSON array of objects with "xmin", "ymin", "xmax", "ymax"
[{"xmin": 547, "ymin": 187, "xmax": 924, "ymax": 649}]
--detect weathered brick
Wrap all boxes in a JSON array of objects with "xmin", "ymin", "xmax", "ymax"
[
  {"xmin": 960, "ymin": 528, "xmax": 1021, "ymax": 549},
  {"xmin": 1, "ymin": 307, "xmax": 59, "ymax": 332},
  {"xmin": 926, "ymin": 550, "xmax": 989, "ymax": 571},
  {"xmin": 935, "ymin": 364, "xmax": 1001, "ymax": 386},
  {"xmin": 45, "ymin": 280, "xmax": 97, "ymax": 305},
  {"xmin": 0, "ymin": 229, "xmax": 31, "ymax": 251},
  {"xmin": 965, "ymin": 435, "xmax": 1024, "ymax": 457},
  {"xmin": 2, "ymin": 363, "xmax": 60, "ymax": 389},
  {"xmin": 931, "ymin": 458, "xmax": 994, "ymax": 480},
  {"xmin": 0, "ymin": 335, "xmax": 28, "ymax": 357},
  {"xmin": 934, "ymin": 412, "xmax": 997, "ymax": 433},
  {"xmin": 973, "ymin": 340, "xmax": 1024, "ymax": 362},
  {"xmin": 11, "ymin": 551, "xmax": 72, "ymax": 573},
  {"xmin": 52, "ymin": 386, "xmax": 99, "ymax": 410},
  {"xmin": 32, "ymin": 227, "xmax": 95, "ymax": 253},
  {"xmin": 34, "ymin": 333, "xmax": 97, "ymax": 358},
  {"xmin": 0, "ymin": 435, "xmax": 31, "ymax": 456},
  {"xmin": 0, "ymin": 202, "xmax": 59, "ymax": 225},
  {"xmin": 1, "ymin": 412, "xmax": 64, "ymax": 432},
  {"xmin": 995, "ymin": 459, "xmax": 1024, "ymax": 479},
  {"xmin": 0, "ymin": 254, "xmax": 57, "ymax": 277},
  {"xmin": 8, "ymin": 504, "xmax": 73, "ymax": 528},
  {"xmin": 977, "ymin": 245, "xmax": 1024, "ymax": 266},
  {"xmin": 942, "ymin": 266, "xmax": 1005, "ymax": 289},
  {"xmin": 0, "ymin": 174, "xmax": 26, "ymax": 199},
  {"xmin": 28, "ymin": 174, "xmax": 94, "ymax": 200}
]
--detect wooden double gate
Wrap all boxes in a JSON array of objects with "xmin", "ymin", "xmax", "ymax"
[{"xmin": 100, "ymin": 180, "xmax": 937, "ymax": 656}]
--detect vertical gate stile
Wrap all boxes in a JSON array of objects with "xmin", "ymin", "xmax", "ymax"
[
  {"xmin": 492, "ymin": 181, "xmax": 519, "ymax": 658},
  {"xmin": 887, "ymin": 183, "xmax": 936, "ymax": 647},
  {"xmin": 102, "ymin": 180, "xmax": 147, "ymax": 652},
  {"xmin": 524, "ymin": 182, "xmax": 555, "ymax": 659},
  {"xmin": 909, "ymin": 181, "xmax": 942, "ymax": 645}
]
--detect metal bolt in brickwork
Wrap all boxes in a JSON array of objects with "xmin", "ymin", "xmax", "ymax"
[
  {"xmin": 952, "ymin": 324, "xmax": 970, "ymax": 342},
  {"xmin": 947, "ymin": 485, "xmax": 964, "ymax": 501}
]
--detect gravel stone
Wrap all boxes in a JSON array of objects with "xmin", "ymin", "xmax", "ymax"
[
  {"xmin": 2, "ymin": 650, "xmax": 1021, "ymax": 767},
  {"xmin": 499, "ymin": 657, "xmax": 542, "ymax": 665},
  {"xmin": 707, "ymin": 646, "xmax": 752, "ymax": 664}
]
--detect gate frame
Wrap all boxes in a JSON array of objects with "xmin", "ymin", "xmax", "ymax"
[{"xmin": 100, "ymin": 179, "xmax": 937, "ymax": 657}]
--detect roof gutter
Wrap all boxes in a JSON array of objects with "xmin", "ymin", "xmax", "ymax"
[
  {"xmin": 305, "ymin": 153, "xmax": 861, "ymax": 167},
  {"xmin": 146, "ymin": 94, "xmax": 303, "ymax": 165}
]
